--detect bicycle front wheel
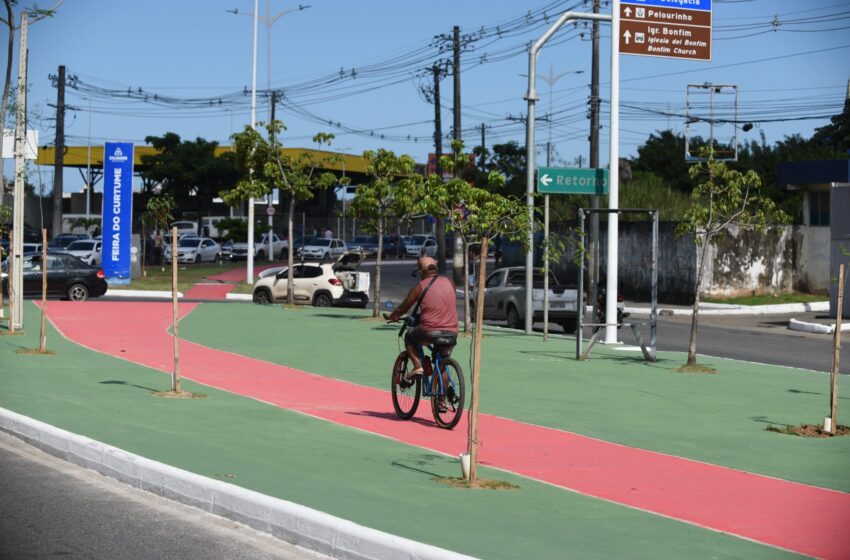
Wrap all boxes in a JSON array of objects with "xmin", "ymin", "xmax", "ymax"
[
  {"xmin": 431, "ymin": 358, "xmax": 465, "ymax": 429},
  {"xmin": 391, "ymin": 352, "xmax": 421, "ymax": 420}
]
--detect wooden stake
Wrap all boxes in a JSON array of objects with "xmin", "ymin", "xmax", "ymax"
[
  {"xmin": 829, "ymin": 264, "xmax": 845, "ymax": 435},
  {"xmin": 7, "ymin": 230, "xmax": 14, "ymax": 333},
  {"xmin": 468, "ymin": 236, "xmax": 489, "ymax": 483},
  {"xmin": 39, "ymin": 229, "xmax": 47, "ymax": 351},
  {"xmin": 0, "ymin": 232, "xmax": 5, "ymax": 320},
  {"xmin": 171, "ymin": 226, "xmax": 181, "ymax": 393}
]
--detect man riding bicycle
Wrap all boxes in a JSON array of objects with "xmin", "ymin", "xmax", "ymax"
[{"xmin": 385, "ymin": 256, "xmax": 458, "ymax": 380}]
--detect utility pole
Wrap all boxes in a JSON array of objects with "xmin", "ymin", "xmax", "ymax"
[
  {"xmin": 267, "ymin": 89, "xmax": 277, "ymax": 261},
  {"xmin": 433, "ymin": 64, "xmax": 446, "ymax": 274},
  {"xmin": 451, "ymin": 25, "xmax": 464, "ymax": 286},
  {"xmin": 479, "ymin": 123, "xmax": 486, "ymax": 171},
  {"xmin": 52, "ymin": 65, "xmax": 64, "ymax": 239},
  {"xmin": 11, "ymin": 13, "xmax": 28, "ymax": 331},
  {"xmin": 589, "ymin": 0, "xmax": 601, "ymax": 330}
]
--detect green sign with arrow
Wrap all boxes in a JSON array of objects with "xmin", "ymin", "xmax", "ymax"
[{"xmin": 537, "ymin": 167, "xmax": 609, "ymax": 195}]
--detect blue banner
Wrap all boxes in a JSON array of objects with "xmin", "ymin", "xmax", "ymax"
[
  {"xmin": 101, "ymin": 142, "xmax": 134, "ymax": 285},
  {"xmin": 626, "ymin": 0, "xmax": 711, "ymax": 11}
]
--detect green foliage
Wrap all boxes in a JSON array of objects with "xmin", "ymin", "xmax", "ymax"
[
  {"xmin": 631, "ymin": 130, "xmax": 696, "ymax": 193},
  {"xmin": 350, "ymin": 148, "xmax": 419, "ymax": 233},
  {"xmin": 222, "ymin": 122, "xmax": 344, "ymax": 208},
  {"xmin": 69, "ymin": 217, "xmax": 100, "ymax": 236},
  {"xmin": 675, "ymin": 149, "xmax": 789, "ymax": 246},
  {"xmin": 140, "ymin": 132, "xmax": 238, "ymax": 213},
  {"xmin": 145, "ymin": 194, "xmax": 176, "ymax": 234},
  {"xmin": 212, "ymin": 217, "xmax": 268, "ymax": 242}
]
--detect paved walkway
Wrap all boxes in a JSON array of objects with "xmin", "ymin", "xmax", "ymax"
[{"xmin": 42, "ymin": 300, "xmax": 850, "ymax": 560}]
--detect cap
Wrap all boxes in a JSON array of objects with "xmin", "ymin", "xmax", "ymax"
[{"xmin": 418, "ymin": 255, "xmax": 437, "ymax": 271}]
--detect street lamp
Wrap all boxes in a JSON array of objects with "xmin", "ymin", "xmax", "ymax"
[
  {"xmin": 230, "ymin": 2, "xmax": 311, "ymax": 266},
  {"xmin": 535, "ymin": 65, "xmax": 584, "ymax": 166}
]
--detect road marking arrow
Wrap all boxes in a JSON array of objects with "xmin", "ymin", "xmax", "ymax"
[
  {"xmin": 623, "ymin": 30, "xmax": 632, "ymax": 44},
  {"xmin": 539, "ymin": 174, "xmax": 552, "ymax": 187}
]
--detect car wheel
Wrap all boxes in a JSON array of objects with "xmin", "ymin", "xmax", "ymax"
[
  {"xmin": 322, "ymin": 251, "xmax": 329, "ymax": 260},
  {"xmin": 560, "ymin": 320, "xmax": 577, "ymax": 334},
  {"xmin": 67, "ymin": 283, "xmax": 89, "ymax": 302},
  {"xmin": 257, "ymin": 250, "xmax": 265, "ymax": 260},
  {"xmin": 194, "ymin": 254, "xmax": 201, "ymax": 264},
  {"xmin": 506, "ymin": 305, "xmax": 523, "ymax": 330},
  {"xmin": 253, "ymin": 288, "xmax": 272, "ymax": 305},
  {"xmin": 313, "ymin": 293, "xmax": 332, "ymax": 307},
  {"xmin": 214, "ymin": 253, "xmax": 221, "ymax": 264}
]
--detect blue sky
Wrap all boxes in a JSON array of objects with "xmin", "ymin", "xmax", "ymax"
[{"xmin": 5, "ymin": 0, "xmax": 850, "ymax": 192}]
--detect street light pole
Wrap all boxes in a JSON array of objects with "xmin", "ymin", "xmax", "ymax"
[
  {"xmin": 230, "ymin": 2, "xmax": 311, "ymax": 267},
  {"xmin": 248, "ymin": 0, "xmax": 258, "ymax": 284},
  {"xmin": 86, "ymin": 97, "xmax": 92, "ymax": 218}
]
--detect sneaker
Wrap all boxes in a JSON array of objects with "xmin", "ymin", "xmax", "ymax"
[
  {"xmin": 404, "ymin": 368, "xmax": 424, "ymax": 383},
  {"xmin": 435, "ymin": 398, "xmax": 448, "ymax": 413}
]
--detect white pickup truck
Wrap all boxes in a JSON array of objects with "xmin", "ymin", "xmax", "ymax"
[
  {"xmin": 229, "ymin": 233, "xmax": 288, "ymax": 261},
  {"xmin": 476, "ymin": 267, "xmax": 579, "ymax": 333}
]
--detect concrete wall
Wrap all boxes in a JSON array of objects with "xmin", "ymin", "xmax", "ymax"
[{"xmin": 795, "ymin": 226, "xmax": 830, "ymax": 294}]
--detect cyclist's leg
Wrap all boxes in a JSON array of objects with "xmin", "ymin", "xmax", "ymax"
[{"xmin": 403, "ymin": 327, "xmax": 427, "ymax": 374}]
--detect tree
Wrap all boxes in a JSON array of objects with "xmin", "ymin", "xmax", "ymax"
[
  {"xmin": 631, "ymin": 130, "xmax": 697, "ymax": 194},
  {"xmin": 675, "ymin": 150, "xmax": 788, "ymax": 370},
  {"xmin": 140, "ymin": 133, "xmax": 238, "ymax": 217},
  {"xmin": 223, "ymin": 121, "xmax": 343, "ymax": 302},
  {"xmin": 69, "ymin": 216, "xmax": 100, "ymax": 236},
  {"xmin": 145, "ymin": 195, "xmax": 176, "ymax": 272},
  {"xmin": 350, "ymin": 149, "xmax": 419, "ymax": 317},
  {"xmin": 424, "ymin": 140, "xmax": 531, "ymax": 483}
]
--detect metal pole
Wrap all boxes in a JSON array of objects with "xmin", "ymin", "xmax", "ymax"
[
  {"xmin": 543, "ymin": 194, "xmax": 549, "ymax": 340},
  {"xmin": 605, "ymin": 1, "xmax": 621, "ymax": 344},
  {"xmin": 525, "ymin": 10, "xmax": 611, "ymax": 335},
  {"xmin": 576, "ymin": 209, "xmax": 585, "ymax": 359},
  {"xmin": 247, "ymin": 0, "xmax": 259, "ymax": 283},
  {"xmin": 651, "ymin": 210, "xmax": 658, "ymax": 361},
  {"xmin": 10, "ymin": 14, "xmax": 28, "ymax": 331},
  {"xmin": 86, "ymin": 97, "xmax": 92, "ymax": 218}
]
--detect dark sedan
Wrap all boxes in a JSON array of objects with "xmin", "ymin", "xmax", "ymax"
[{"xmin": 1, "ymin": 253, "xmax": 108, "ymax": 301}]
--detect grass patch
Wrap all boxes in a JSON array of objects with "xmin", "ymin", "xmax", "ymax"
[
  {"xmin": 151, "ymin": 390, "xmax": 208, "ymax": 399},
  {"xmin": 703, "ymin": 292, "xmax": 826, "ymax": 306},
  {"xmin": 110, "ymin": 263, "xmax": 243, "ymax": 292},
  {"xmin": 676, "ymin": 363, "xmax": 718, "ymax": 374},
  {"xmin": 766, "ymin": 424, "xmax": 850, "ymax": 438},
  {"xmin": 434, "ymin": 477, "xmax": 520, "ymax": 490}
]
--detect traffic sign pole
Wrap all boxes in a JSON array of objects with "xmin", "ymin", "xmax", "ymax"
[{"xmin": 607, "ymin": 0, "xmax": 620, "ymax": 344}]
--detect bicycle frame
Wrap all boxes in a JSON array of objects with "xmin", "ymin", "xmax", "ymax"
[{"xmin": 395, "ymin": 319, "xmax": 455, "ymax": 399}]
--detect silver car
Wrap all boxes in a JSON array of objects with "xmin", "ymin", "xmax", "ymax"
[{"xmin": 164, "ymin": 237, "xmax": 221, "ymax": 264}]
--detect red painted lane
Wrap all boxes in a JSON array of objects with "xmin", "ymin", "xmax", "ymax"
[
  {"xmin": 183, "ymin": 283, "xmax": 235, "ymax": 300},
  {"xmin": 45, "ymin": 301, "xmax": 850, "ymax": 560}
]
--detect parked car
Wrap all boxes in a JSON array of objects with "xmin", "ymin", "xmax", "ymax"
[
  {"xmin": 349, "ymin": 235, "xmax": 400, "ymax": 259},
  {"xmin": 1, "ymin": 253, "xmax": 107, "ymax": 301},
  {"xmin": 164, "ymin": 237, "xmax": 222, "ymax": 264},
  {"xmin": 230, "ymin": 232, "xmax": 287, "ymax": 261},
  {"xmin": 297, "ymin": 238, "xmax": 348, "ymax": 260},
  {"xmin": 474, "ymin": 267, "xmax": 579, "ymax": 332},
  {"xmin": 170, "ymin": 220, "xmax": 198, "ymax": 236},
  {"xmin": 49, "ymin": 233, "xmax": 90, "ymax": 249},
  {"xmin": 22, "ymin": 242, "xmax": 44, "ymax": 254},
  {"xmin": 404, "ymin": 234, "xmax": 437, "ymax": 258},
  {"xmin": 348, "ymin": 235, "xmax": 373, "ymax": 254},
  {"xmin": 65, "ymin": 239, "xmax": 103, "ymax": 266},
  {"xmin": 252, "ymin": 251, "xmax": 369, "ymax": 308}
]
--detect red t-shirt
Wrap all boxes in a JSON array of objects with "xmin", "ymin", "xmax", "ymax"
[{"xmin": 418, "ymin": 276, "xmax": 458, "ymax": 333}]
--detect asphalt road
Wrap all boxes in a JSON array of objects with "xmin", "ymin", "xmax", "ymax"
[{"xmin": 0, "ymin": 431, "xmax": 328, "ymax": 560}]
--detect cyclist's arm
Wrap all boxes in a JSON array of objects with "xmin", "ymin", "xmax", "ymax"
[{"xmin": 387, "ymin": 283, "xmax": 422, "ymax": 321}]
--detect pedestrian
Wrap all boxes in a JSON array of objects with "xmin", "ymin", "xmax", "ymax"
[
  {"xmin": 324, "ymin": 228, "xmax": 333, "ymax": 240},
  {"xmin": 153, "ymin": 231, "xmax": 164, "ymax": 265}
]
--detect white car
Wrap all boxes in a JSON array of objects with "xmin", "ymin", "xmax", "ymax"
[
  {"xmin": 65, "ymin": 240, "xmax": 103, "ymax": 266},
  {"xmin": 252, "ymin": 252, "xmax": 369, "ymax": 308},
  {"xmin": 164, "ymin": 237, "xmax": 221, "ymax": 264},
  {"xmin": 297, "ymin": 238, "xmax": 347, "ymax": 260},
  {"xmin": 404, "ymin": 235, "xmax": 437, "ymax": 258}
]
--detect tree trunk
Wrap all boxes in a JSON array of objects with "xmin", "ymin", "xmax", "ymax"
[
  {"xmin": 171, "ymin": 227, "xmax": 181, "ymax": 393},
  {"xmin": 372, "ymin": 216, "xmax": 383, "ymax": 317},
  {"xmin": 687, "ymin": 240, "xmax": 709, "ymax": 366},
  {"xmin": 39, "ymin": 229, "xmax": 46, "ymax": 351},
  {"xmin": 468, "ymin": 236, "xmax": 489, "ymax": 483},
  {"xmin": 0, "ymin": 233, "xmax": 5, "ymax": 319},
  {"xmin": 462, "ymin": 239, "xmax": 470, "ymax": 332},
  {"xmin": 829, "ymin": 264, "xmax": 845, "ymax": 434},
  {"xmin": 287, "ymin": 194, "xmax": 295, "ymax": 304}
]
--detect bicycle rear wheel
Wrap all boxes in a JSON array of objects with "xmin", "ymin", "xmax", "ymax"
[
  {"xmin": 391, "ymin": 352, "xmax": 421, "ymax": 420},
  {"xmin": 431, "ymin": 358, "xmax": 465, "ymax": 429}
]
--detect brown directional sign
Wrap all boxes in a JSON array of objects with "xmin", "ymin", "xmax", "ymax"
[{"xmin": 620, "ymin": 2, "xmax": 712, "ymax": 61}]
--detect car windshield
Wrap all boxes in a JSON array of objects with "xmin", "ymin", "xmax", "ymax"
[
  {"xmin": 178, "ymin": 239, "xmax": 202, "ymax": 248},
  {"xmin": 309, "ymin": 239, "xmax": 331, "ymax": 247},
  {"xmin": 409, "ymin": 235, "xmax": 429, "ymax": 244},
  {"xmin": 67, "ymin": 241, "xmax": 96, "ymax": 251}
]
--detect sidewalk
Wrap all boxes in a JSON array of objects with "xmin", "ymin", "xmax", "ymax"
[{"xmin": 2, "ymin": 302, "xmax": 848, "ymax": 559}]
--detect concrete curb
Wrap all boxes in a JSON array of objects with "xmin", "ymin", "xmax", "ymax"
[
  {"xmin": 226, "ymin": 293, "xmax": 253, "ymax": 301},
  {"xmin": 106, "ymin": 289, "xmax": 184, "ymax": 299},
  {"xmin": 626, "ymin": 301, "xmax": 829, "ymax": 316},
  {"xmin": 0, "ymin": 407, "xmax": 477, "ymax": 560},
  {"xmin": 788, "ymin": 318, "xmax": 850, "ymax": 335}
]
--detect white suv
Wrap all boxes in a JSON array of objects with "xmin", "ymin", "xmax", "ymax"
[{"xmin": 252, "ymin": 252, "xmax": 369, "ymax": 308}]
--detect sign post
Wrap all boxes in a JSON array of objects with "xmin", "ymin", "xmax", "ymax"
[
  {"xmin": 101, "ymin": 142, "xmax": 135, "ymax": 285},
  {"xmin": 620, "ymin": 0, "xmax": 712, "ymax": 61}
]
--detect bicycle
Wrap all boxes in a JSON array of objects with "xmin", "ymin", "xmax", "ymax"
[{"xmin": 385, "ymin": 316, "xmax": 465, "ymax": 430}]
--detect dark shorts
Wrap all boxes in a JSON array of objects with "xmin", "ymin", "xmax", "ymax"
[{"xmin": 405, "ymin": 327, "xmax": 458, "ymax": 355}]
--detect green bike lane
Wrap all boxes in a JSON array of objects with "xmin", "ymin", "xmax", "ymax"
[{"xmin": 0, "ymin": 301, "xmax": 846, "ymax": 559}]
